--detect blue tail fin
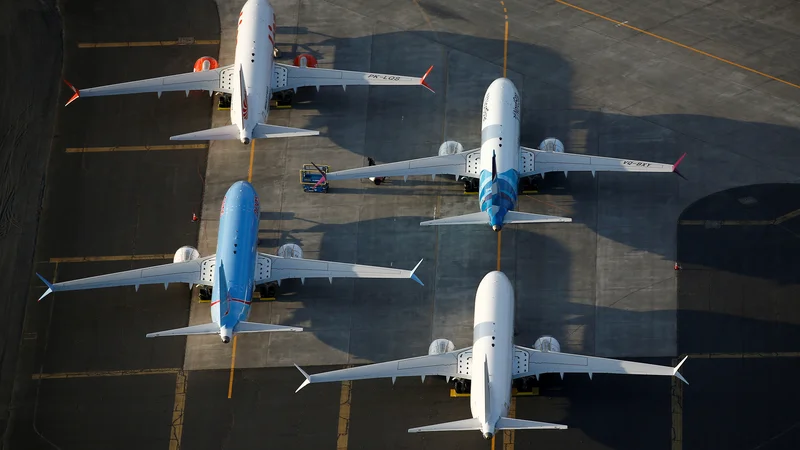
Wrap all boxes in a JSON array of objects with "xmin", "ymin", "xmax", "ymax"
[{"xmin": 215, "ymin": 261, "xmax": 230, "ymax": 316}]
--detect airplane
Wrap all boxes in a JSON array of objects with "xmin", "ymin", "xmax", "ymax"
[
  {"xmin": 294, "ymin": 270, "xmax": 688, "ymax": 439},
  {"xmin": 314, "ymin": 77, "xmax": 686, "ymax": 231},
  {"xmin": 36, "ymin": 181, "xmax": 424, "ymax": 343},
  {"xmin": 62, "ymin": 0, "xmax": 434, "ymax": 144}
]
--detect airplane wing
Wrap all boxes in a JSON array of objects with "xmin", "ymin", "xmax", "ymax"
[
  {"xmin": 254, "ymin": 253, "xmax": 425, "ymax": 285},
  {"xmin": 274, "ymin": 64, "xmax": 435, "ymax": 93},
  {"xmin": 63, "ymin": 65, "xmax": 235, "ymax": 105},
  {"xmin": 36, "ymin": 255, "xmax": 217, "ymax": 300},
  {"xmin": 323, "ymin": 149, "xmax": 481, "ymax": 182},
  {"xmin": 294, "ymin": 347, "xmax": 471, "ymax": 392},
  {"xmin": 521, "ymin": 147, "xmax": 686, "ymax": 178},
  {"xmin": 512, "ymin": 345, "xmax": 689, "ymax": 384}
]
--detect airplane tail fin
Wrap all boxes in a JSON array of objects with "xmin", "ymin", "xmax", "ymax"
[
  {"xmin": 408, "ymin": 418, "xmax": 482, "ymax": 433},
  {"xmin": 146, "ymin": 323, "xmax": 221, "ymax": 338},
  {"xmin": 502, "ymin": 210, "xmax": 572, "ymax": 224},
  {"xmin": 235, "ymin": 321, "xmax": 303, "ymax": 333},
  {"xmin": 495, "ymin": 417, "xmax": 568, "ymax": 431},
  {"xmin": 420, "ymin": 211, "xmax": 572, "ymax": 227}
]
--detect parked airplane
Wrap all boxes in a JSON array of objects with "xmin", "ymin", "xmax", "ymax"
[
  {"xmin": 37, "ymin": 181, "xmax": 423, "ymax": 343},
  {"xmin": 295, "ymin": 271, "xmax": 688, "ymax": 438},
  {"xmin": 62, "ymin": 0, "xmax": 434, "ymax": 144},
  {"xmin": 316, "ymin": 77, "xmax": 685, "ymax": 231}
]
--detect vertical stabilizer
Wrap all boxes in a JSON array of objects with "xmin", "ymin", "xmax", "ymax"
[
  {"xmin": 216, "ymin": 261, "xmax": 230, "ymax": 317},
  {"xmin": 239, "ymin": 65, "xmax": 249, "ymax": 125}
]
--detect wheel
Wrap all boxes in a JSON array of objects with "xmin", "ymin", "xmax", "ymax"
[
  {"xmin": 273, "ymin": 48, "xmax": 281, "ymax": 58},
  {"xmin": 198, "ymin": 287, "xmax": 212, "ymax": 301}
]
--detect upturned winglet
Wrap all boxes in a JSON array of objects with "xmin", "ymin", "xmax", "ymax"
[
  {"xmin": 420, "ymin": 65, "xmax": 435, "ymax": 94},
  {"xmin": 673, "ymin": 355, "xmax": 689, "ymax": 385},
  {"xmin": 36, "ymin": 273, "xmax": 55, "ymax": 301},
  {"xmin": 294, "ymin": 364, "xmax": 312, "ymax": 393},
  {"xmin": 409, "ymin": 259, "xmax": 424, "ymax": 286},
  {"xmin": 63, "ymin": 79, "xmax": 80, "ymax": 106},
  {"xmin": 672, "ymin": 153, "xmax": 687, "ymax": 180}
]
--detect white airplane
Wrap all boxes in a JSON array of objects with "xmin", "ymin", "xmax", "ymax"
[
  {"xmin": 37, "ymin": 181, "xmax": 423, "ymax": 343},
  {"xmin": 316, "ymin": 77, "xmax": 685, "ymax": 231},
  {"xmin": 295, "ymin": 271, "xmax": 688, "ymax": 439},
  {"xmin": 63, "ymin": 0, "xmax": 434, "ymax": 144}
]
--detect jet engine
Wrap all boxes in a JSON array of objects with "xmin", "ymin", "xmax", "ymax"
[
  {"xmin": 293, "ymin": 53, "xmax": 318, "ymax": 68},
  {"xmin": 539, "ymin": 138, "xmax": 564, "ymax": 153},
  {"xmin": 533, "ymin": 335, "xmax": 561, "ymax": 353},
  {"xmin": 193, "ymin": 56, "xmax": 219, "ymax": 72},
  {"xmin": 277, "ymin": 243, "xmax": 303, "ymax": 259},
  {"xmin": 173, "ymin": 246, "xmax": 200, "ymax": 263},
  {"xmin": 438, "ymin": 140, "xmax": 464, "ymax": 156},
  {"xmin": 428, "ymin": 338, "xmax": 455, "ymax": 355}
]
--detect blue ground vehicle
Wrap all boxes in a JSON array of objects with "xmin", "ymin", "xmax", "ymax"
[{"xmin": 300, "ymin": 163, "xmax": 329, "ymax": 193}]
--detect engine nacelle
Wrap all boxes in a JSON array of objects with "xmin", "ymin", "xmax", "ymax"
[
  {"xmin": 539, "ymin": 138, "xmax": 564, "ymax": 153},
  {"xmin": 277, "ymin": 243, "xmax": 303, "ymax": 259},
  {"xmin": 428, "ymin": 338, "xmax": 455, "ymax": 355},
  {"xmin": 533, "ymin": 335, "xmax": 561, "ymax": 353},
  {"xmin": 174, "ymin": 246, "xmax": 200, "ymax": 263},
  {"xmin": 193, "ymin": 56, "xmax": 219, "ymax": 72},
  {"xmin": 438, "ymin": 140, "xmax": 465, "ymax": 156},
  {"xmin": 293, "ymin": 53, "xmax": 318, "ymax": 68}
]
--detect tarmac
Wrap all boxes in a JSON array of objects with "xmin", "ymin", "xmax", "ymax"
[{"xmin": 4, "ymin": 0, "xmax": 800, "ymax": 449}]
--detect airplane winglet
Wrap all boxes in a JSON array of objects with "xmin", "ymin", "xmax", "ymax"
[
  {"xmin": 294, "ymin": 364, "xmax": 312, "ymax": 393},
  {"xmin": 672, "ymin": 153, "xmax": 687, "ymax": 180},
  {"xmin": 409, "ymin": 259, "xmax": 424, "ymax": 286},
  {"xmin": 673, "ymin": 355, "xmax": 689, "ymax": 385},
  {"xmin": 420, "ymin": 65, "xmax": 435, "ymax": 94},
  {"xmin": 36, "ymin": 273, "xmax": 55, "ymax": 301},
  {"xmin": 63, "ymin": 79, "xmax": 80, "ymax": 106}
]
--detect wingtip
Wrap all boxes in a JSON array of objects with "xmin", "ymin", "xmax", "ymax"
[
  {"xmin": 63, "ymin": 79, "xmax": 80, "ymax": 106},
  {"xmin": 420, "ymin": 65, "xmax": 435, "ymax": 93},
  {"xmin": 294, "ymin": 364, "xmax": 312, "ymax": 393},
  {"xmin": 410, "ymin": 259, "xmax": 424, "ymax": 286},
  {"xmin": 672, "ymin": 153, "xmax": 687, "ymax": 179},
  {"xmin": 674, "ymin": 355, "xmax": 689, "ymax": 385},
  {"xmin": 36, "ymin": 273, "xmax": 54, "ymax": 301}
]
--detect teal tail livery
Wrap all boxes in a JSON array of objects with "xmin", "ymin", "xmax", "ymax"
[
  {"xmin": 37, "ymin": 181, "xmax": 425, "ymax": 344},
  {"xmin": 321, "ymin": 77, "xmax": 685, "ymax": 232}
]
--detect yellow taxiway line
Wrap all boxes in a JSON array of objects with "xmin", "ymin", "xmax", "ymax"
[
  {"xmin": 48, "ymin": 254, "xmax": 173, "ymax": 263},
  {"xmin": 32, "ymin": 367, "xmax": 179, "ymax": 380},
  {"xmin": 66, "ymin": 144, "xmax": 208, "ymax": 153},
  {"xmin": 169, "ymin": 371, "xmax": 188, "ymax": 450},
  {"xmin": 337, "ymin": 380, "xmax": 353, "ymax": 450},
  {"xmin": 227, "ymin": 335, "xmax": 238, "ymax": 399},
  {"xmin": 78, "ymin": 39, "xmax": 220, "ymax": 48},
  {"xmin": 555, "ymin": 0, "xmax": 800, "ymax": 90}
]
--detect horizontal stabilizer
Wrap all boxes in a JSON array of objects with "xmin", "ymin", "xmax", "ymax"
[
  {"xmin": 503, "ymin": 211, "xmax": 572, "ymax": 224},
  {"xmin": 408, "ymin": 418, "xmax": 481, "ymax": 433},
  {"xmin": 420, "ymin": 211, "xmax": 572, "ymax": 227},
  {"xmin": 496, "ymin": 417, "xmax": 568, "ymax": 430},
  {"xmin": 235, "ymin": 321, "xmax": 303, "ymax": 333},
  {"xmin": 420, "ymin": 211, "xmax": 491, "ymax": 226},
  {"xmin": 170, "ymin": 124, "xmax": 241, "ymax": 141},
  {"xmin": 252, "ymin": 123, "xmax": 319, "ymax": 139},
  {"xmin": 146, "ymin": 323, "xmax": 220, "ymax": 338}
]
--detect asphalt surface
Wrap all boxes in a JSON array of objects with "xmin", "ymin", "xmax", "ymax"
[
  {"xmin": 5, "ymin": 0, "xmax": 218, "ymax": 448},
  {"xmin": 5, "ymin": 0, "xmax": 800, "ymax": 450},
  {"xmin": 0, "ymin": 0, "xmax": 62, "ymax": 440},
  {"xmin": 677, "ymin": 183, "xmax": 800, "ymax": 450}
]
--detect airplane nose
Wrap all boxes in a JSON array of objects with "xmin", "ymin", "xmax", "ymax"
[
  {"xmin": 492, "ymin": 225, "xmax": 502, "ymax": 232},
  {"xmin": 483, "ymin": 432, "xmax": 493, "ymax": 440}
]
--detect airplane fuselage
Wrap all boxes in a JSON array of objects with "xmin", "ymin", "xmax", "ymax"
[
  {"xmin": 210, "ymin": 181, "xmax": 261, "ymax": 341},
  {"xmin": 233, "ymin": 0, "xmax": 276, "ymax": 143},
  {"xmin": 469, "ymin": 271, "xmax": 515, "ymax": 439},
  {"xmin": 479, "ymin": 78, "xmax": 521, "ymax": 231}
]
